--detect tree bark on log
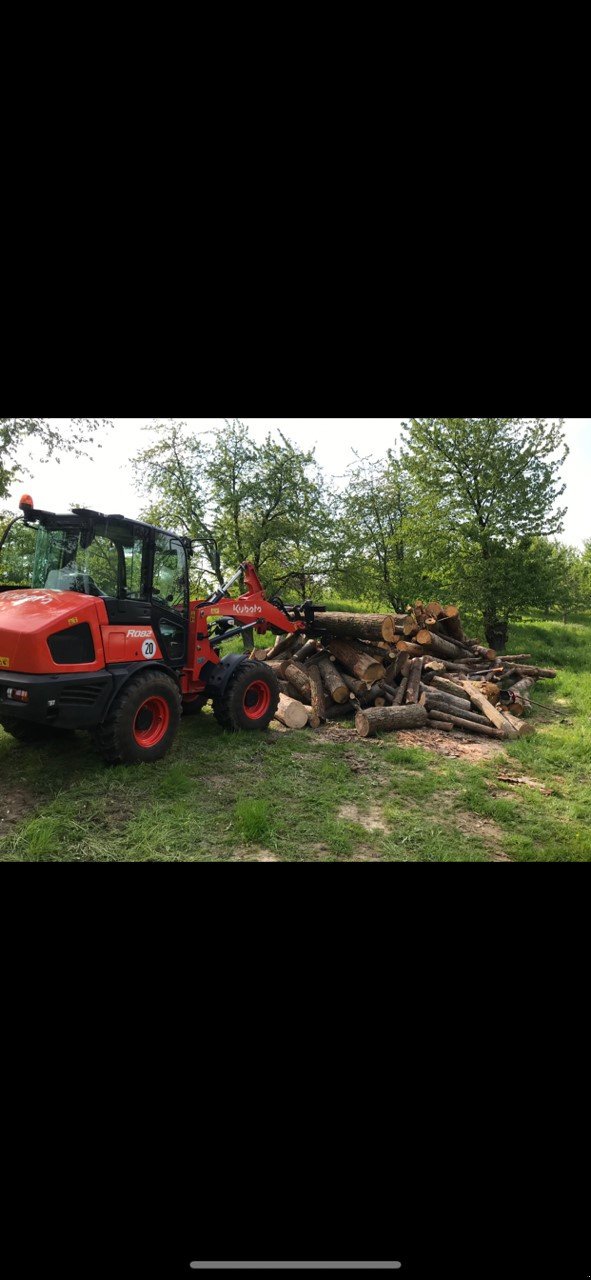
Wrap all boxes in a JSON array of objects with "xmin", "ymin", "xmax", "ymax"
[
  {"xmin": 275, "ymin": 693, "xmax": 308, "ymax": 729},
  {"xmin": 499, "ymin": 655, "xmax": 532, "ymax": 663},
  {"xmin": 341, "ymin": 673, "xmax": 366, "ymax": 697},
  {"xmin": 505, "ymin": 666, "xmax": 557, "ymax": 680},
  {"xmin": 426, "ymin": 719, "xmax": 454, "ymax": 732},
  {"xmin": 460, "ymin": 680, "xmax": 518, "ymax": 738},
  {"xmin": 425, "ymin": 697, "xmax": 492, "ymax": 726},
  {"xmin": 506, "ymin": 676, "xmax": 537, "ymax": 701},
  {"xmin": 319, "ymin": 612, "xmax": 404, "ymax": 642},
  {"xmin": 395, "ymin": 641, "xmax": 425, "ymax": 656},
  {"xmin": 278, "ymin": 679, "xmax": 306, "ymax": 702},
  {"xmin": 427, "ymin": 711, "xmax": 504, "ymax": 738},
  {"xmin": 355, "ymin": 703, "xmax": 428, "ymax": 738},
  {"xmin": 405, "ymin": 657, "xmax": 425, "ymax": 704},
  {"xmin": 265, "ymin": 632, "xmax": 304, "ymax": 661},
  {"xmin": 296, "ymin": 638, "xmax": 321, "ymax": 662},
  {"xmin": 283, "ymin": 662, "xmax": 312, "ymax": 702},
  {"xmin": 307, "ymin": 663, "xmax": 328, "ymax": 721},
  {"xmin": 317, "ymin": 655, "xmax": 349, "ymax": 704},
  {"xmin": 416, "ymin": 629, "xmax": 464, "ymax": 660},
  {"xmin": 303, "ymin": 704, "xmax": 321, "ymax": 728},
  {"xmin": 264, "ymin": 659, "xmax": 291, "ymax": 679},
  {"xmin": 326, "ymin": 638, "xmax": 385, "ymax": 685},
  {"xmin": 438, "ymin": 606, "xmax": 466, "ymax": 642},
  {"xmin": 430, "ymin": 676, "xmax": 471, "ymax": 702}
]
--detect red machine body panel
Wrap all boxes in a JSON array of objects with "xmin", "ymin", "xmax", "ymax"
[
  {"xmin": 0, "ymin": 589, "xmax": 108, "ymax": 675},
  {"xmin": 100, "ymin": 626, "xmax": 163, "ymax": 665}
]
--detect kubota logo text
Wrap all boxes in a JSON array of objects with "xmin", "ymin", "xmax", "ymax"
[{"xmin": 233, "ymin": 604, "xmax": 262, "ymax": 615}]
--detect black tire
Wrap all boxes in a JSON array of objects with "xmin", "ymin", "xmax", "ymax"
[
  {"xmin": 94, "ymin": 669, "xmax": 182, "ymax": 765},
  {"xmin": 212, "ymin": 659, "xmax": 280, "ymax": 732},
  {"xmin": 0, "ymin": 717, "xmax": 59, "ymax": 744}
]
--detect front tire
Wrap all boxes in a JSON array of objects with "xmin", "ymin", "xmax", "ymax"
[
  {"xmin": 94, "ymin": 670, "xmax": 181, "ymax": 764},
  {"xmin": 212, "ymin": 660, "xmax": 279, "ymax": 731}
]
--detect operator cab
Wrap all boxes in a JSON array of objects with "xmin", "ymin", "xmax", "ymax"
[{"xmin": 0, "ymin": 502, "xmax": 192, "ymax": 667}]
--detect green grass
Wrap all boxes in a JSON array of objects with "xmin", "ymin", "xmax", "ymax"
[{"xmin": 1, "ymin": 613, "xmax": 590, "ymax": 862}]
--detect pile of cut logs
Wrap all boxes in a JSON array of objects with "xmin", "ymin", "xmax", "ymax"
[{"xmin": 260, "ymin": 602, "xmax": 557, "ymax": 741}]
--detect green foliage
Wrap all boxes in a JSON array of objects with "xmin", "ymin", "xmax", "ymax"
[
  {"xmin": 336, "ymin": 450, "xmax": 418, "ymax": 609},
  {"xmin": 135, "ymin": 419, "xmax": 336, "ymax": 598},
  {"xmin": 0, "ymin": 418, "xmax": 112, "ymax": 501},
  {"xmin": 402, "ymin": 418, "xmax": 569, "ymax": 635}
]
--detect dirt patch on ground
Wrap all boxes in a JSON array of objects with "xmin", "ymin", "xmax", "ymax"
[
  {"xmin": 0, "ymin": 784, "xmax": 38, "ymax": 834},
  {"xmin": 232, "ymin": 847, "xmax": 281, "ymax": 861},
  {"xmin": 338, "ymin": 802, "xmax": 388, "ymax": 833},
  {"xmin": 307, "ymin": 723, "xmax": 508, "ymax": 761}
]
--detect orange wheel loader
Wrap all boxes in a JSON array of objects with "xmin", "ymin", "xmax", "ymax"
[{"xmin": 0, "ymin": 496, "xmax": 323, "ymax": 764}]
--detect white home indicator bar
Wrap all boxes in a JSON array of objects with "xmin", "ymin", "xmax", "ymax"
[{"xmin": 190, "ymin": 1266, "xmax": 402, "ymax": 1272}]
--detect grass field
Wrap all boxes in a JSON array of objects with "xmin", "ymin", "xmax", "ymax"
[{"xmin": 1, "ymin": 615, "xmax": 590, "ymax": 862}]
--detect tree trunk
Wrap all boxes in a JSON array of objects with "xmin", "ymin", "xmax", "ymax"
[
  {"xmin": 307, "ymin": 663, "xmax": 328, "ymax": 721},
  {"xmin": 484, "ymin": 616, "xmax": 509, "ymax": 650},
  {"xmin": 317, "ymin": 655, "xmax": 349, "ymax": 704},
  {"xmin": 319, "ymin": 612, "xmax": 405, "ymax": 641},
  {"xmin": 355, "ymin": 703, "xmax": 428, "ymax": 738},
  {"xmin": 460, "ymin": 680, "xmax": 518, "ymax": 738},
  {"xmin": 275, "ymin": 694, "xmax": 308, "ymax": 729},
  {"xmin": 425, "ymin": 697, "xmax": 492, "ymax": 726},
  {"xmin": 430, "ymin": 676, "xmax": 471, "ymax": 702},
  {"xmin": 326, "ymin": 638, "xmax": 385, "ymax": 685},
  {"xmin": 427, "ymin": 711, "xmax": 504, "ymax": 738},
  {"xmin": 405, "ymin": 657, "xmax": 424, "ymax": 704},
  {"xmin": 415, "ymin": 630, "xmax": 463, "ymax": 660},
  {"xmin": 283, "ymin": 661, "xmax": 312, "ymax": 702}
]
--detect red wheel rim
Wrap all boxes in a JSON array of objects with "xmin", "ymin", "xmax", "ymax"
[
  {"xmin": 133, "ymin": 696, "xmax": 170, "ymax": 747},
  {"xmin": 243, "ymin": 679, "xmax": 271, "ymax": 720}
]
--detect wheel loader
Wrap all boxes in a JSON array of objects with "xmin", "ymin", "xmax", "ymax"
[{"xmin": 0, "ymin": 496, "xmax": 322, "ymax": 763}]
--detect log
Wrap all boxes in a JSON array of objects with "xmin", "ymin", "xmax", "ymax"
[
  {"xmin": 500, "ymin": 655, "xmax": 532, "ymax": 663},
  {"xmin": 426, "ymin": 601, "xmax": 445, "ymax": 618},
  {"xmin": 265, "ymin": 632, "xmax": 303, "ymax": 661},
  {"xmin": 317, "ymin": 655, "xmax": 349, "ymax": 704},
  {"xmin": 505, "ymin": 676, "xmax": 536, "ymax": 702},
  {"xmin": 402, "ymin": 617, "xmax": 419, "ymax": 637},
  {"xmin": 460, "ymin": 680, "xmax": 518, "ymax": 738},
  {"xmin": 498, "ymin": 709, "xmax": 534, "ymax": 737},
  {"xmin": 303, "ymin": 704, "xmax": 321, "ymax": 729},
  {"xmin": 283, "ymin": 662, "xmax": 312, "ymax": 702},
  {"xmin": 296, "ymin": 638, "xmax": 321, "ymax": 663},
  {"xmin": 425, "ymin": 698, "xmax": 492, "ymax": 727},
  {"xmin": 395, "ymin": 641, "xmax": 424, "ymax": 656},
  {"xmin": 319, "ymin": 612, "xmax": 404, "ymax": 642},
  {"xmin": 355, "ymin": 703, "xmax": 428, "ymax": 738},
  {"xmin": 307, "ymin": 662, "xmax": 328, "ymax": 722},
  {"xmin": 341, "ymin": 673, "xmax": 366, "ymax": 697},
  {"xmin": 439, "ymin": 606, "xmax": 466, "ymax": 642},
  {"xmin": 426, "ymin": 719, "xmax": 454, "ymax": 732},
  {"xmin": 393, "ymin": 668, "xmax": 410, "ymax": 706},
  {"xmin": 427, "ymin": 711, "xmax": 504, "ymax": 738},
  {"xmin": 264, "ymin": 659, "xmax": 291, "ymax": 679},
  {"xmin": 505, "ymin": 665, "xmax": 557, "ymax": 680},
  {"xmin": 326, "ymin": 638, "xmax": 385, "ymax": 685},
  {"xmin": 278, "ymin": 679, "xmax": 306, "ymax": 702},
  {"xmin": 405, "ymin": 657, "xmax": 425, "ymax": 705},
  {"xmin": 274, "ymin": 693, "xmax": 308, "ymax": 729},
  {"xmin": 416, "ymin": 630, "xmax": 464, "ymax": 660},
  {"xmin": 431, "ymin": 676, "xmax": 471, "ymax": 702}
]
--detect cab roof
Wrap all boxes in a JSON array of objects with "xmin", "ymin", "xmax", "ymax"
[{"xmin": 22, "ymin": 506, "xmax": 192, "ymax": 551}]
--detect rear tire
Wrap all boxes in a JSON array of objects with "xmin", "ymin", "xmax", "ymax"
[
  {"xmin": 94, "ymin": 670, "xmax": 181, "ymax": 764},
  {"xmin": 212, "ymin": 660, "xmax": 279, "ymax": 731}
]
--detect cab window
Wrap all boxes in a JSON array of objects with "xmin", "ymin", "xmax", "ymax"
[{"xmin": 152, "ymin": 535, "xmax": 187, "ymax": 610}]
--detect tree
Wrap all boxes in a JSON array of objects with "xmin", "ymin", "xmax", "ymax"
[
  {"xmin": 134, "ymin": 419, "xmax": 335, "ymax": 599},
  {"xmin": 0, "ymin": 418, "xmax": 112, "ymax": 502},
  {"xmin": 402, "ymin": 418, "xmax": 568, "ymax": 645},
  {"xmin": 336, "ymin": 451, "xmax": 419, "ymax": 609}
]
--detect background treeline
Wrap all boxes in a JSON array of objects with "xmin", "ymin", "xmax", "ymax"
[
  {"xmin": 133, "ymin": 417, "xmax": 590, "ymax": 644},
  {"xmin": 2, "ymin": 416, "xmax": 590, "ymax": 643}
]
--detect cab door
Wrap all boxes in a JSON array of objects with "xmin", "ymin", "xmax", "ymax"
[{"xmin": 150, "ymin": 535, "xmax": 189, "ymax": 668}]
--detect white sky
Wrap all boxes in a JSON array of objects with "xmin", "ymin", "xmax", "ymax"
[{"xmin": 7, "ymin": 417, "xmax": 591, "ymax": 548}]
